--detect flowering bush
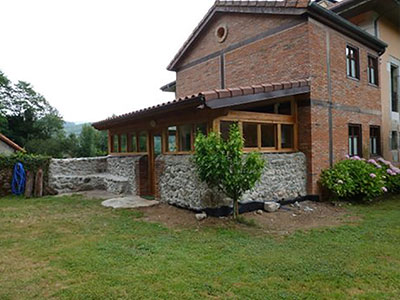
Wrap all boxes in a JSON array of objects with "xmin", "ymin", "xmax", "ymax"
[{"xmin": 320, "ymin": 156, "xmax": 400, "ymax": 201}]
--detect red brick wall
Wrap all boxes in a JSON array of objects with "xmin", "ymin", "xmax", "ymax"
[
  {"xmin": 178, "ymin": 13, "xmax": 297, "ymax": 67},
  {"xmin": 307, "ymin": 19, "xmax": 381, "ymax": 194},
  {"xmin": 175, "ymin": 14, "xmax": 308, "ymax": 98}
]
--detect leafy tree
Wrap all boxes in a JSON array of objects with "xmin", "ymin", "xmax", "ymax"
[{"xmin": 193, "ymin": 124, "xmax": 265, "ymax": 219}]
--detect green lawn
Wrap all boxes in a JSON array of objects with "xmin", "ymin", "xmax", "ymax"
[{"xmin": 0, "ymin": 195, "xmax": 399, "ymax": 299}]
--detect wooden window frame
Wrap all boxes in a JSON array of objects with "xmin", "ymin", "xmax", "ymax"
[
  {"xmin": 367, "ymin": 55, "xmax": 379, "ymax": 86},
  {"xmin": 346, "ymin": 45, "xmax": 360, "ymax": 80},
  {"xmin": 349, "ymin": 124, "xmax": 362, "ymax": 157},
  {"xmin": 164, "ymin": 123, "xmax": 209, "ymax": 155},
  {"xmin": 215, "ymin": 107, "xmax": 297, "ymax": 153},
  {"xmin": 369, "ymin": 126, "xmax": 381, "ymax": 157}
]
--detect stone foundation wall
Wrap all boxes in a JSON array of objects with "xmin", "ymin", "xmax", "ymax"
[
  {"xmin": 156, "ymin": 152, "xmax": 307, "ymax": 210},
  {"xmin": 49, "ymin": 156, "xmax": 141, "ymax": 195},
  {"xmin": 0, "ymin": 169, "xmax": 13, "ymax": 196}
]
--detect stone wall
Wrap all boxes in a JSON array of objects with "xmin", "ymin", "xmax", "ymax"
[
  {"xmin": 0, "ymin": 140, "xmax": 16, "ymax": 155},
  {"xmin": 0, "ymin": 169, "xmax": 13, "ymax": 196},
  {"xmin": 156, "ymin": 152, "xmax": 307, "ymax": 211},
  {"xmin": 49, "ymin": 156, "xmax": 141, "ymax": 195}
]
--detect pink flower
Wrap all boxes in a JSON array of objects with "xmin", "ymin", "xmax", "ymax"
[
  {"xmin": 392, "ymin": 167, "xmax": 400, "ymax": 174},
  {"xmin": 368, "ymin": 159, "xmax": 377, "ymax": 164},
  {"xmin": 382, "ymin": 187, "xmax": 388, "ymax": 193},
  {"xmin": 370, "ymin": 173, "xmax": 377, "ymax": 178},
  {"xmin": 345, "ymin": 155, "xmax": 350, "ymax": 159}
]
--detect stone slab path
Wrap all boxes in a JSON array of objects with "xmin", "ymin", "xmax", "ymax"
[{"xmin": 101, "ymin": 196, "xmax": 159, "ymax": 209}]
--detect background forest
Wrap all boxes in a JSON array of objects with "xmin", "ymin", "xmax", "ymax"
[{"xmin": 0, "ymin": 70, "xmax": 107, "ymax": 158}]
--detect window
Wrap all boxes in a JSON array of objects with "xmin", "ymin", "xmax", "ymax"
[
  {"xmin": 112, "ymin": 134, "xmax": 119, "ymax": 153},
  {"xmin": 369, "ymin": 126, "xmax": 381, "ymax": 156},
  {"xmin": 120, "ymin": 134, "xmax": 127, "ymax": 152},
  {"xmin": 391, "ymin": 131, "xmax": 398, "ymax": 150},
  {"xmin": 349, "ymin": 124, "xmax": 362, "ymax": 157},
  {"xmin": 346, "ymin": 45, "xmax": 359, "ymax": 79},
  {"xmin": 243, "ymin": 123, "xmax": 258, "ymax": 148},
  {"xmin": 368, "ymin": 55, "xmax": 379, "ymax": 86},
  {"xmin": 138, "ymin": 131, "xmax": 147, "ymax": 152},
  {"xmin": 220, "ymin": 121, "xmax": 236, "ymax": 141},
  {"xmin": 261, "ymin": 124, "xmax": 276, "ymax": 148},
  {"xmin": 391, "ymin": 65, "xmax": 399, "ymax": 112},
  {"xmin": 194, "ymin": 123, "xmax": 207, "ymax": 136},
  {"xmin": 281, "ymin": 125, "xmax": 294, "ymax": 149},
  {"xmin": 178, "ymin": 124, "xmax": 192, "ymax": 152},
  {"xmin": 130, "ymin": 133, "xmax": 137, "ymax": 152},
  {"xmin": 167, "ymin": 126, "xmax": 177, "ymax": 152}
]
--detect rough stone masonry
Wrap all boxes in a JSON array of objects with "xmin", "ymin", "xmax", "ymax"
[{"xmin": 156, "ymin": 152, "xmax": 307, "ymax": 211}]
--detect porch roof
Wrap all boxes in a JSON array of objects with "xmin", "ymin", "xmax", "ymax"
[
  {"xmin": 92, "ymin": 78, "xmax": 310, "ymax": 130},
  {"xmin": 0, "ymin": 133, "xmax": 25, "ymax": 153}
]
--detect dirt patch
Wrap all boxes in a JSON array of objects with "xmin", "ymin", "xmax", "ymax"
[{"xmin": 135, "ymin": 201, "xmax": 359, "ymax": 235}]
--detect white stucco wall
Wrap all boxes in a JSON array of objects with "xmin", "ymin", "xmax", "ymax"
[{"xmin": 0, "ymin": 140, "xmax": 16, "ymax": 155}]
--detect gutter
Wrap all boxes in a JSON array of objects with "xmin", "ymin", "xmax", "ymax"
[{"xmin": 308, "ymin": 2, "xmax": 387, "ymax": 55}]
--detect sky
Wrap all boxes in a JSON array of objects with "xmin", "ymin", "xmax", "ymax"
[{"xmin": 0, "ymin": 0, "xmax": 215, "ymax": 123}]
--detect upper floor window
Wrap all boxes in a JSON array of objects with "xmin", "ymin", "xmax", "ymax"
[
  {"xmin": 346, "ymin": 45, "xmax": 360, "ymax": 79},
  {"xmin": 349, "ymin": 124, "xmax": 362, "ymax": 157},
  {"xmin": 368, "ymin": 55, "xmax": 379, "ymax": 86}
]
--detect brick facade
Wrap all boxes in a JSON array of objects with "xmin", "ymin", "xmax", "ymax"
[{"xmin": 173, "ymin": 12, "xmax": 383, "ymax": 196}]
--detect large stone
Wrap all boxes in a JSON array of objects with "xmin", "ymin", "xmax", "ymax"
[
  {"xmin": 101, "ymin": 196, "xmax": 159, "ymax": 209},
  {"xmin": 195, "ymin": 212, "xmax": 207, "ymax": 221},
  {"xmin": 264, "ymin": 202, "xmax": 281, "ymax": 213}
]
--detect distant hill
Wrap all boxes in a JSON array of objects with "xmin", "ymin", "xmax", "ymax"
[{"xmin": 64, "ymin": 122, "xmax": 88, "ymax": 135}]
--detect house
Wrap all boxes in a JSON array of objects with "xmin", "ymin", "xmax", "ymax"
[
  {"xmin": 0, "ymin": 134, "xmax": 25, "ymax": 155},
  {"xmin": 330, "ymin": 0, "xmax": 400, "ymax": 162},
  {"xmin": 92, "ymin": 0, "xmax": 395, "ymax": 210}
]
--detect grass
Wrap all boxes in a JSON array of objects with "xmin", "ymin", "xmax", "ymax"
[{"xmin": 0, "ymin": 195, "xmax": 399, "ymax": 299}]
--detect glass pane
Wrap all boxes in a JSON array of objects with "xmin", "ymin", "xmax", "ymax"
[
  {"xmin": 120, "ymin": 134, "xmax": 127, "ymax": 152},
  {"xmin": 195, "ymin": 123, "xmax": 207, "ymax": 136},
  {"xmin": 131, "ymin": 133, "xmax": 137, "ymax": 152},
  {"xmin": 179, "ymin": 124, "xmax": 192, "ymax": 152},
  {"xmin": 278, "ymin": 102, "xmax": 291, "ymax": 115},
  {"xmin": 113, "ymin": 134, "xmax": 119, "ymax": 152},
  {"xmin": 281, "ymin": 125, "xmax": 294, "ymax": 149},
  {"xmin": 243, "ymin": 123, "xmax": 258, "ymax": 148},
  {"xmin": 154, "ymin": 135, "xmax": 162, "ymax": 156},
  {"xmin": 349, "ymin": 137, "xmax": 352, "ymax": 155},
  {"xmin": 220, "ymin": 121, "xmax": 236, "ymax": 141},
  {"xmin": 168, "ymin": 126, "xmax": 177, "ymax": 152},
  {"xmin": 346, "ymin": 58, "xmax": 350, "ymax": 76},
  {"xmin": 139, "ymin": 131, "xmax": 147, "ymax": 152},
  {"xmin": 351, "ymin": 60, "xmax": 356, "ymax": 77},
  {"xmin": 261, "ymin": 124, "xmax": 276, "ymax": 148}
]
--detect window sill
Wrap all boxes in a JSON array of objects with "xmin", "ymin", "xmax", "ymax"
[
  {"xmin": 347, "ymin": 75, "xmax": 360, "ymax": 82},
  {"xmin": 368, "ymin": 83, "xmax": 379, "ymax": 89}
]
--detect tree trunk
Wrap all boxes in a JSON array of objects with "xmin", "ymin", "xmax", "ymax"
[{"xmin": 233, "ymin": 197, "xmax": 239, "ymax": 219}]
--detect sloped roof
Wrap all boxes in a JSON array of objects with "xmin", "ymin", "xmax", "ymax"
[
  {"xmin": 0, "ymin": 134, "xmax": 25, "ymax": 152},
  {"xmin": 92, "ymin": 78, "xmax": 310, "ymax": 130}
]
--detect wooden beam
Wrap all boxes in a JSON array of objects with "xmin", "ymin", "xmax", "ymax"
[{"xmin": 205, "ymin": 86, "xmax": 310, "ymax": 109}]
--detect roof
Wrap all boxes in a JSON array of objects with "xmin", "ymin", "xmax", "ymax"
[
  {"xmin": 331, "ymin": 0, "xmax": 400, "ymax": 28},
  {"xmin": 167, "ymin": 0, "xmax": 387, "ymax": 71},
  {"xmin": 160, "ymin": 81, "xmax": 176, "ymax": 93},
  {"xmin": 92, "ymin": 78, "xmax": 310, "ymax": 130},
  {"xmin": 0, "ymin": 134, "xmax": 25, "ymax": 153}
]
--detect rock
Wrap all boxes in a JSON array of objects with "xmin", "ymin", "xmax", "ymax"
[
  {"xmin": 292, "ymin": 213, "xmax": 297, "ymax": 217},
  {"xmin": 195, "ymin": 212, "xmax": 207, "ymax": 221},
  {"xmin": 264, "ymin": 202, "xmax": 280, "ymax": 213},
  {"xmin": 303, "ymin": 206, "xmax": 314, "ymax": 212},
  {"xmin": 294, "ymin": 201, "xmax": 301, "ymax": 209},
  {"xmin": 256, "ymin": 209, "xmax": 263, "ymax": 215}
]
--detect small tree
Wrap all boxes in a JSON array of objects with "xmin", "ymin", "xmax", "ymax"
[{"xmin": 193, "ymin": 123, "xmax": 265, "ymax": 219}]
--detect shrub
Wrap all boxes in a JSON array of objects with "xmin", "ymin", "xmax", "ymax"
[
  {"xmin": 193, "ymin": 123, "xmax": 264, "ymax": 219},
  {"xmin": 320, "ymin": 156, "xmax": 397, "ymax": 201},
  {"xmin": 0, "ymin": 152, "xmax": 51, "ymax": 172}
]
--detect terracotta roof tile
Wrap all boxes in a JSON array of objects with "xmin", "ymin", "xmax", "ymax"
[{"xmin": 92, "ymin": 78, "xmax": 311, "ymax": 129}]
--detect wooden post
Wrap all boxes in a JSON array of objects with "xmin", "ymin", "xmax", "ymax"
[
  {"xmin": 24, "ymin": 171, "xmax": 34, "ymax": 198},
  {"xmin": 34, "ymin": 169, "xmax": 43, "ymax": 197}
]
